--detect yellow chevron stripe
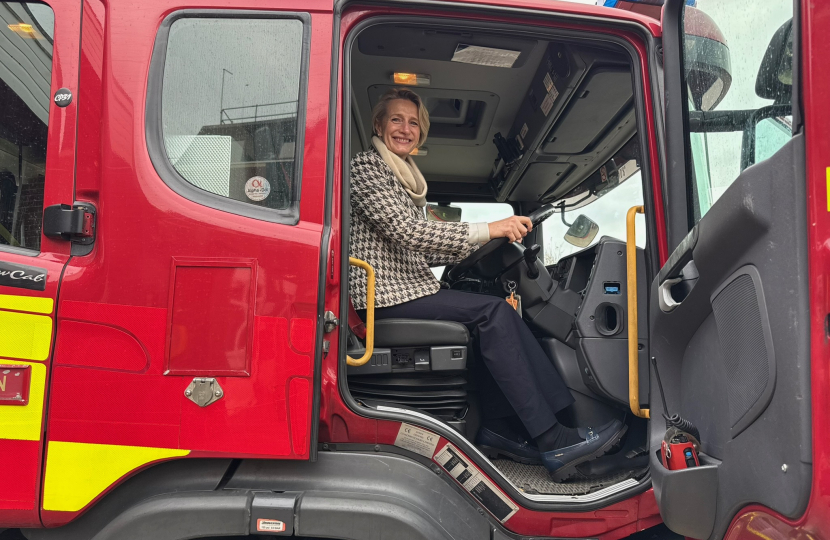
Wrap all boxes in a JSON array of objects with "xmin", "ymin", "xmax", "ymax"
[
  {"xmin": 0, "ymin": 359, "xmax": 46, "ymax": 441},
  {"xmin": 0, "ymin": 294, "xmax": 53, "ymax": 314},
  {"xmin": 43, "ymin": 441, "xmax": 190, "ymax": 512}
]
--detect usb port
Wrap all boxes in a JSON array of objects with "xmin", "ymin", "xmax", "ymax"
[{"xmin": 603, "ymin": 282, "xmax": 621, "ymax": 294}]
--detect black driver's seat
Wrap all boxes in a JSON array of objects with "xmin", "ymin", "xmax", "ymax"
[
  {"xmin": 347, "ymin": 317, "xmax": 469, "ymax": 374},
  {"xmin": 346, "ymin": 309, "xmax": 471, "ymax": 434}
]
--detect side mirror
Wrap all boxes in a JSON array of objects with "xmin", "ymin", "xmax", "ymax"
[
  {"xmin": 426, "ymin": 203, "xmax": 462, "ymax": 222},
  {"xmin": 683, "ymin": 6, "xmax": 733, "ymax": 111},
  {"xmin": 564, "ymin": 214, "xmax": 599, "ymax": 248},
  {"xmin": 755, "ymin": 20, "xmax": 793, "ymax": 102}
]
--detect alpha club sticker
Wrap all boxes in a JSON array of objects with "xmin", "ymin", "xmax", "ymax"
[{"xmin": 245, "ymin": 176, "xmax": 270, "ymax": 201}]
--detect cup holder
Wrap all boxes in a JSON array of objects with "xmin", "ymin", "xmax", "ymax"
[{"xmin": 594, "ymin": 303, "xmax": 624, "ymax": 336}]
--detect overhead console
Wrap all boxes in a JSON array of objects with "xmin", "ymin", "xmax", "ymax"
[{"xmin": 490, "ymin": 41, "xmax": 636, "ymax": 203}]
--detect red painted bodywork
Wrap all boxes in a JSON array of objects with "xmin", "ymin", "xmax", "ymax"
[
  {"xmin": 39, "ymin": 0, "xmax": 333, "ymax": 526},
  {"xmin": 1, "ymin": 0, "xmax": 825, "ymax": 537},
  {"xmin": 0, "ymin": 0, "xmax": 81, "ymax": 527}
]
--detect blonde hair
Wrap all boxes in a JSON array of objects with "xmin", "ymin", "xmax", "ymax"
[{"xmin": 371, "ymin": 88, "xmax": 430, "ymax": 147}]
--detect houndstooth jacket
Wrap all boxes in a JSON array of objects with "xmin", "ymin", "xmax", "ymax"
[{"xmin": 349, "ymin": 148, "xmax": 477, "ymax": 309}]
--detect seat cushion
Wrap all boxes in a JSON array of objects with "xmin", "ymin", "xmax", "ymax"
[{"xmin": 374, "ymin": 319, "xmax": 469, "ymax": 347}]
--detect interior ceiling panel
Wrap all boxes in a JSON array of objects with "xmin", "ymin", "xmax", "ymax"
[
  {"xmin": 351, "ymin": 24, "xmax": 546, "ymax": 184},
  {"xmin": 358, "ymin": 25, "xmax": 538, "ymax": 68},
  {"xmin": 350, "ymin": 21, "xmax": 636, "ymax": 205}
]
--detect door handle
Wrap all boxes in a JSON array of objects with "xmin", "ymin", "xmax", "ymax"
[
  {"xmin": 658, "ymin": 277, "xmax": 684, "ymax": 312},
  {"xmin": 626, "ymin": 205, "xmax": 649, "ymax": 419},
  {"xmin": 347, "ymin": 257, "xmax": 375, "ymax": 367}
]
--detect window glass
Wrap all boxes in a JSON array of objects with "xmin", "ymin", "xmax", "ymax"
[
  {"xmin": 542, "ymin": 172, "xmax": 646, "ymax": 265},
  {"xmin": 162, "ymin": 18, "xmax": 303, "ymax": 211},
  {"xmin": 683, "ymin": 0, "xmax": 793, "ymax": 221},
  {"xmin": 0, "ymin": 2, "xmax": 54, "ymax": 251},
  {"xmin": 429, "ymin": 202, "xmax": 514, "ymax": 279}
]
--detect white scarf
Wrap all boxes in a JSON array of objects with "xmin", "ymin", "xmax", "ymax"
[{"xmin": 372, "ymin": 136, "xmax": 428, "ymax": 208}]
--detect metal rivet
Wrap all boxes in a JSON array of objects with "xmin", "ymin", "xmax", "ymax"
[
  {"xmin": 782, "ymin": 464, "xmax": 788, "ymax": 472},
  {"xmin": 215, "ymin": 390, "xmax": 222, "ymax": 397},
  {"xmin": 322, "ymin": 443, "xmax": 329, "ymax": 450},
  {"xmin": 185, "ymin": 390, "xmax": 192, "ymax": 397},
  {"xmin": 374, "ymin": 445, "xmax": 381, "ymax": 452},
  {"xmin": 478, "ymin": 508, "xmax": 485, "ymax": 515}
]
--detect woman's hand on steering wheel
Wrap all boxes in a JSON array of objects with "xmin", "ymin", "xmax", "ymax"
[{"xmin": 487, "ymin": 216, "xmax": 533, "ymax": 243}]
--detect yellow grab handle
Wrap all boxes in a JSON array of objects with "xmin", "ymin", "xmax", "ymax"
[
  {"xmin": 347, "ymin": 257, "xmax": 375, "ymax": 367},
  {"xmin": 626, "ymin": 206, "xmax": 649, "ymax": 419}
]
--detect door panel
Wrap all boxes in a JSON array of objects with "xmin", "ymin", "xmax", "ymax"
[
  {"xmin": 649, "ymin": 137, "xmax": 810, "ymax": 538},
  {"xmin": 0, "ymin": 0, "xmax": 81, "ymax": 527},
  {"xmin": 652, "ymin": 1, "xmax": 809, "ymax": 538},
  {"xmin": 40, "ymin": 0, "xmax": 332, "ymax": 526}
]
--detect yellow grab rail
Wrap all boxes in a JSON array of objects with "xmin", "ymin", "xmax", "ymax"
[
  {"xmin": 626, "ymin": 206, "xmax": 649, "ymax": 419},
  {"xmin": 347, "ymin": 257, "xmax": 376, "ymax": 367}
]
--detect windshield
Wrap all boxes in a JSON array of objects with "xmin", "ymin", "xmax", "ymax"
[
  {"xmin": 429, "ymin": 202, "xmax": 514, "ymax": 279},
  {"xmin": 542, "ymin": 172, "xmax": 646, "ymax": 265}
]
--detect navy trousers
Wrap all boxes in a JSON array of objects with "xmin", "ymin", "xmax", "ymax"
[{"xmin": 372, "ymin": 289, "xmax": 574, "ymax": 438}]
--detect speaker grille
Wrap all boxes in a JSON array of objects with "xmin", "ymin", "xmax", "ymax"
[{"xmin": 711, "ymin": 273, "xmax": 770, "ymax": 429}]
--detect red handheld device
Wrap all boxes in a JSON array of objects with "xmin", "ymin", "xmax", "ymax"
[{"xmin": 660, "ymin": 429, "xmax": 700, "ymax": 470}]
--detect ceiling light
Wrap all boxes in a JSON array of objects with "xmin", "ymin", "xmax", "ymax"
[{"xmin": 392, "ymin": 73, "xmax": 430, "ymax": 86}]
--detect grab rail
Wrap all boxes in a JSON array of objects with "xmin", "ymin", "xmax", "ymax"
[
  {"xmin": 347, "ymin": 257, "xmax": 375, "ymax": 367},
  {"xmin": 626, "ymin": 206, "xmax": 649, "ymax": 419}
]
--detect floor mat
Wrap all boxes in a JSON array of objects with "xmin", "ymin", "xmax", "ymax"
[{"xmin": 491, "ymin": 460, "xmax": 647, "ymax": 495}]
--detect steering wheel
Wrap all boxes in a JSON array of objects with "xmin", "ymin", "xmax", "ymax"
[{"xmin": 447, "ymin": 204, "xmax": 557, "ymax": 281}]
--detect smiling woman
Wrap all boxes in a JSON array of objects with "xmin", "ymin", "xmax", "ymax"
[
  {"xmin": 371, "ymin": 87, "xmax": 430, "ymax": 157},
  {"xmin": 348, "ymin": 85, "xmax": 627, "ymax": 483}
]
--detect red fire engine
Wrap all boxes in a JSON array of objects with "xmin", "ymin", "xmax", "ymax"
[{"xmin": 0, "ymin": 0, "xmax": 826, "ymax": 539}]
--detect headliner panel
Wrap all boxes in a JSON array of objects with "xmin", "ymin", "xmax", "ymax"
[{"xmin": 349, "ymin": 20, "xmax": 637, "ymax": 204}]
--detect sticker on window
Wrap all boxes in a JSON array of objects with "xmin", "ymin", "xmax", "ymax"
[{"xmin": 245, "ymin": 176, "xmax": 271, "ymax": 201}]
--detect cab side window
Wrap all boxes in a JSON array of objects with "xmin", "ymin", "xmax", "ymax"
[
  {"xmin": 156, "ymin": 15, "xmax": 306, "ymax": 220},
  {"xmin": 682, "ymin": 1, "xmax": 794, "ymax": 221},
  {"xmin": 0, "ymin": 3, "xmax": 54, "ymax": 251}
]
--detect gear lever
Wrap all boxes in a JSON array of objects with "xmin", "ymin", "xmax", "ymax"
[{"xmin": 524, "ymin": 244, "xmax": 541, "ymax": 279}]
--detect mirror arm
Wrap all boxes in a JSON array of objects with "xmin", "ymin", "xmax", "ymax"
[
  {"xmin": 558, "ymin": 202, "xmax": 572, "ymax": 227},
  {"xmin": 688, "ymin": 109, "xmax": 756, "ymax": 132}
]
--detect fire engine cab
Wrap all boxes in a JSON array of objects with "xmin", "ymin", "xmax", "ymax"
[{"xmin": 0, "ymin": 0, "xmax": 827, "ymax": 539}]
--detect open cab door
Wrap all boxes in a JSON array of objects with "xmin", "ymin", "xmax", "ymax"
[{"xmin": 650, "ymin": 0, "xmax": 812, "ymax": 537}]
